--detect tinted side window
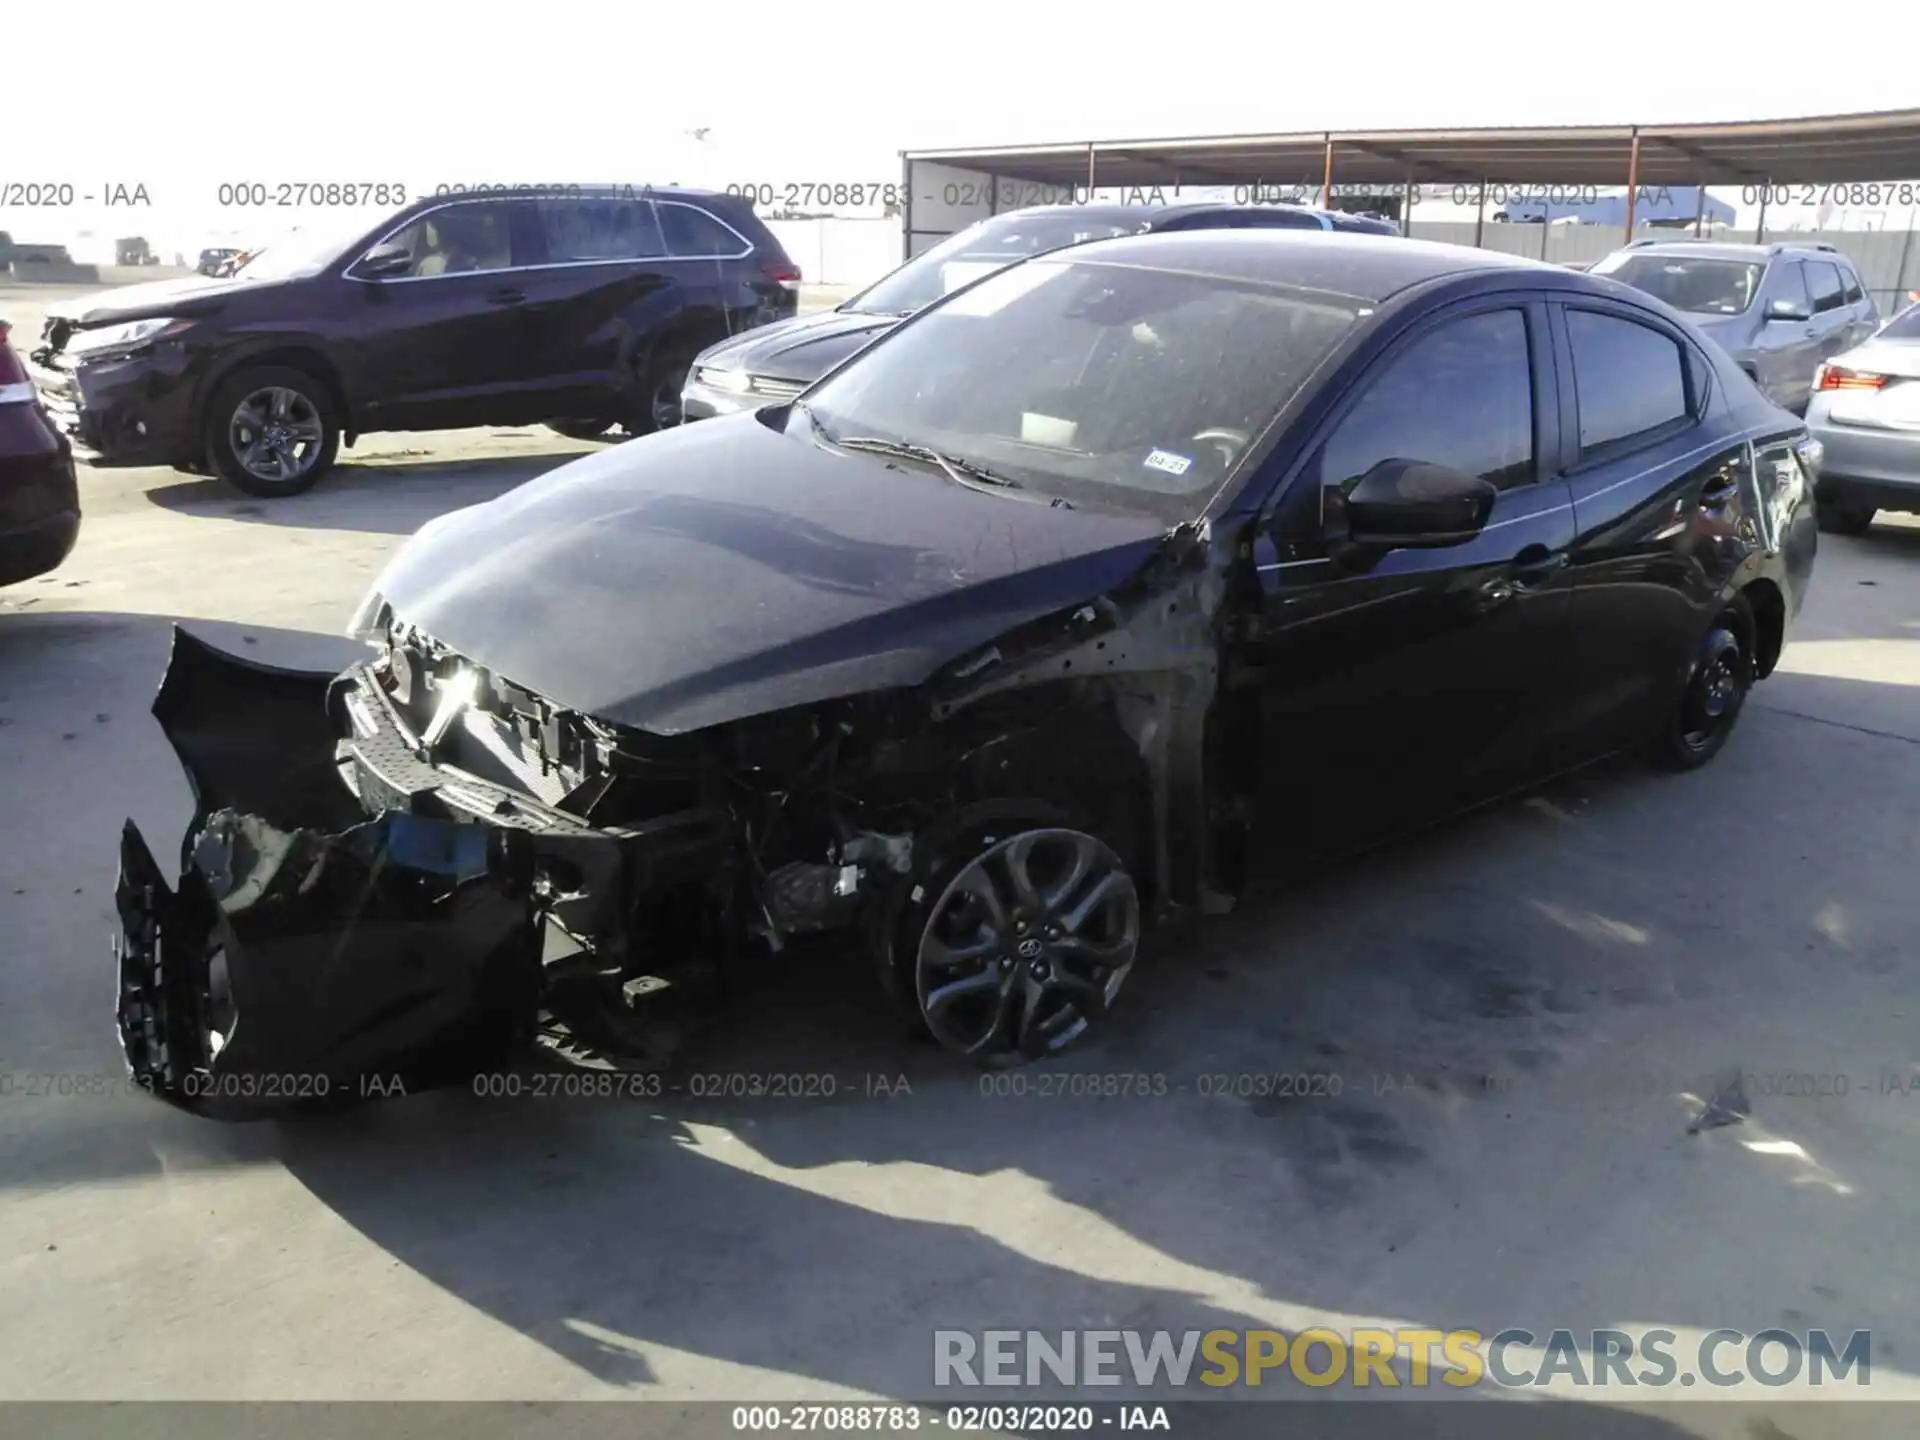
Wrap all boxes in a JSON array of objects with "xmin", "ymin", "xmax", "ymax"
[
  {"xmin": 657, "ymin": 203, "xmax": 749, "ymax": 258},
  {"xmin": 1319, "ymin": 308, "xmax": 1535, "ymax": 492},
  {"xmin": 1806, "ymin": 261, "xmax": 1845, "ymax": 313},
  {"xmin": 1566, "ymin": 309, "xmax": 1690, "ymax": 456},
  {"xmin": 378, "ymin": 202, "xmax": 520, "ymax": 277},
  {"xmin": 1839, "ymin": 263, "xmax": 1864, "ymax": 305},
  {"xmin": 539, "ymin": 198, "xmax": 664, "ymax": 262},
  {"xmin": 1774, "ymin": 260, "xmax": 1812, "ymax": 310},
  {"xmin": 1239, "ymin": 209, "xmax": 1326, "ymax": 230}
]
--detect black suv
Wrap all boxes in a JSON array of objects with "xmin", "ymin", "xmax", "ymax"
[
  {"xmin": 30, "ymin": 187, "xmax": 801, "ymax": 496},
  {"xmin": 681, "ymin": 201, "xmax": 1397, "ymax": 419}
]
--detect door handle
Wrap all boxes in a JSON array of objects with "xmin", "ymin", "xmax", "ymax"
[
  {"xmin": 488, "ymin": 287, "xmax": 526, "ymax": 305},
  {"xmin": 1509, "ymin": 546, "xmax": 1569, "ymax": 585}
]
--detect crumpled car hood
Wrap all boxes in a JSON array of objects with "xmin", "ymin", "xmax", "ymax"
[
  {"xmin": 693, "ymin": 308, "xmax": 900, "ymax": 385},
  {"xmin": 368, "ymin": 412, "xmax": 1169, "ymax": 734}
]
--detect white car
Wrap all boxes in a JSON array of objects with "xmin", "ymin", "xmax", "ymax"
[{"xmin": 1804, "ymin": 303, "xmax": 1920, "ymax": 534}]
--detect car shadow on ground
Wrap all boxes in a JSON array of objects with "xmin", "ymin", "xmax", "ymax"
[
  {"xmin": 282, "ymin": 671, "xmax": 1914, "ymax": 1419},
  {"xmin": 4, "ymin": 606, "xmax": 1915, "ymax": 1427},
  {"xmin": 136, "ymin": 439, "xmax": 602, "ymax": 537}
]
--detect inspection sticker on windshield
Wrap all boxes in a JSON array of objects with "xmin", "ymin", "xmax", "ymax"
[{"xmin": 1144, "ymin": 449, "xmax": 1193, "ymax": 477}]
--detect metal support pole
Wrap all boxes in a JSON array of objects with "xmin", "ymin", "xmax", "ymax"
[
  {"xmin": 1623, "ymin": 127, "xmax": 1642, "ymax": 240},
  {"xmin": 1473, "ymin": 178, "xmax": 1487, "ymax": 249},
  {"xmin": 1402, "ymin": 172, "xmax": 1414, "ymax": 236},
  {"xmin": 900, "ymin": 153, "xmax": 913, "ymax": 263},
  {"xmin": 1086, "ymin": 144, "xmax": 1097, "ymax": 198},
  {"xmin": 1694, "ymin": 182, "xmax": 1706, "ymax": 236},
  {"xmin": 1755, "ymin": 179, "xmax": 1769, "ymax": 243},
  {"xmin": 1322, "ymin": 135, "xmax": 1335, "ymax": 208}
]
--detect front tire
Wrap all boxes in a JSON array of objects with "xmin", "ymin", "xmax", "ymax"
[
  {"xmin": 1815, "ymin": 497, "xmax": 1875, "ymax": 535},
  {"xmin": 876, "ymin": 801, "xmax": 1142, "ymax": 1068},
  {"xmin": 1651, "ymin": 599, "xmax": 1754, "ymax": 772},
  {"xmin": 204, "ymin": 366, "xmax": 339, "ymax": 498}
]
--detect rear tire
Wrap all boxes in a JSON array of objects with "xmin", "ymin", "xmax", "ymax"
[
  {"xmin": 203, "ymin": 365, "xmax": 339, "ymax": 498},
  {"xmin": 1815, "ymin": 497, "xmax": 1875, "ymax": 535},
  {"xmin": 1650, "ymin": 597, "xmax": 1754, "ymax": 772},
  {"xmin": 543, "ymin": 418, "xmax": 616, "ymax": 441},
  {"xmin": 621, "ymin": 343, "xmax": 699, "ymax": 438}
]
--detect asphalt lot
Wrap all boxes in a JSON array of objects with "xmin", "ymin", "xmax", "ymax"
[{"xmin": 2, "ymin": 281, "xmax": 1918, "ymax": 1435}]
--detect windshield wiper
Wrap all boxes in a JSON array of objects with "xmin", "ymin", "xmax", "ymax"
[
  {"xmin": 836, "ymin": 436, "xmax": 1030, "ymax": 498},
  {"xmin": 794, "ymin": 399, "xmax": 839, "ymax": 447}
]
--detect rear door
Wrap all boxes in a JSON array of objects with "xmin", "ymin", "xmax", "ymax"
[
  {"xmin": 655, "ymin": 198, "xmax": 774, "ymax": 333},
  {"xmin": 1552, "ymin": 299, "xmax": 1751, "ymax": 756},
  {"xmin": 1835, "ymin": 258, "xmax": 1881, "ymax": 347},
  {"xmin": 1250, "ymin": 297, "xmax": 1578, "ymax": 865},
  {"xmin": 342, "ymin": 198, "xmax": 542, "ymax": 430},
  {"xmin": 1804, "ymin": 259, "xmax": 1856, "ymax": 367},
  {"xmin": 516, "ymin": 194, "xmax": 677, "ymax": 418}
]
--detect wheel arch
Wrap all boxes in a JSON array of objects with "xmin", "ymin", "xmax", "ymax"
[
  {"xmin": 194, "ymin": 346, "xmax": 353, "ymax": 442},
  {"xmin": 944, "ymin": 699, "xmax": 1162, "ymax": 916}
]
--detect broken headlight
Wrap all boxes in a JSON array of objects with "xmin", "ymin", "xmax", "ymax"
[{"xmin": 66, "ymin": 316, "xmax": 195, "ymax": 361}]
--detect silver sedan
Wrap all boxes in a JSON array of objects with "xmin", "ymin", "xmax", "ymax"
[{"xmin": 1805, "ymin": 301, "xmax": 1920, "ymax": 534}]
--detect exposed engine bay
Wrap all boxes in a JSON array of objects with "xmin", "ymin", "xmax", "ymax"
[{"xmin": 115, "ymin": 521, "xmax": 1243, "ymax": 1119}]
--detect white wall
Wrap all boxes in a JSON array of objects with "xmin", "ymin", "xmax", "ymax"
[{"xmin": 763, "ymin": 217, "xmax": 899, "ymax": 291}]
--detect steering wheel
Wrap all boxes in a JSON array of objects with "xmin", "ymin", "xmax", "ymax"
[{"xmin": 1190, "ymin": 427, "xmax": 1250, "ymax": 468}]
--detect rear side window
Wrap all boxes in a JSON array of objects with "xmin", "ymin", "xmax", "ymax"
[
  {"xmin": 1806, "ymin": 261, "xmax": 1845, "ymax": 314},
  {"xmin": 657, "ymin": 202, "xmax": 749, "ymax": 259},
  {"xmin": 1566, "ymin": 309, "xmax": 1690, "ymax": 457},
  {"xmin": 539, "ymin": 199, "xmax": 664, "ymax": 262},
  {"xmin": 1319, "ymin": 308, "xmax": 1536, "ymax": 492},
  {"xmin": 1839, "ymin": 264, "xmax": 1864, "ymax": 305}
]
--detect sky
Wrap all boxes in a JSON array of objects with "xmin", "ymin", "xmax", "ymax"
[{"xmin": 7, "ymin": 0, "xmax": 1919, "ymax": 258}]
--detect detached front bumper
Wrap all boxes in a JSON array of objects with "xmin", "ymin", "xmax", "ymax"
[{"xmin": 116, "ymin": 628, "xmax": 729, "ymax": 1120}]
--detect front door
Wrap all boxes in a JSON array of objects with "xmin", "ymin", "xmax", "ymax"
[
  {"xmin": 1755, "ymin": 259, "xmax": 1822, "ymax": 409},
  {"xmin": 342, "ymin": 198, "xmax": 541, "ymax": 431},
  {"xmin": 1249, "ymin": 300, "xmax": 1578, "ymax": 867}
]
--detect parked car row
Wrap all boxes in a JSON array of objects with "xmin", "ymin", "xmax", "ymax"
[
  {"xmin": 30, "ymin": 187, "xmax": 804, "ymax": 496},
  {"xmin": 684, "ymin": 201, "xmax": 1398, "ymax": 420},
  {"xmin": 108, "ymin": 224, "xmax": 1824, "ymax": 1117}
]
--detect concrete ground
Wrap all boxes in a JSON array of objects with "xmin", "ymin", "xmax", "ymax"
[{"xmin": 2, "ymin": 283, "xmax": 1918, "ymax": 1436}]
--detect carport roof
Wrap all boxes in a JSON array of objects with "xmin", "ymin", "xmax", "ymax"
[{"xmin": 903, "ymin": 109, "xmax": 1920, "ymax": 188}]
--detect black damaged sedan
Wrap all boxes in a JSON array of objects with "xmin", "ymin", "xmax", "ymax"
[{"xmin": 116, "ymin": 230, "xmax": 1820, "ymax": 1118}]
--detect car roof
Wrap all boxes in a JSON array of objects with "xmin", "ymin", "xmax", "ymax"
[
  {"xmin": 994, "ymin": 200, "xmax": 1374, "ymax": 229},
  {"xmin": 402, "ymin": 184, "xmax": 736, "ymax": 214},
  {"xmin": 1043, "ymin": 227, "xmax": 1566, "ymax": 302},
  {"xmin": 1612, "ymin": 239, "xmax": 1843, "ymax": 264}
]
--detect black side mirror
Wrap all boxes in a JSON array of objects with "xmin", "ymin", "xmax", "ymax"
[
  {"xmin": 1766, "ymin": 297, "xmax": 1811, "ymax": 323},
  {"xmin": 354, "ymin": 242, "xmax": 413, "ymax": 280},
  {"xmin": 1327, "ymin": 459, "xmax": 1498, "ymax": 549}
]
